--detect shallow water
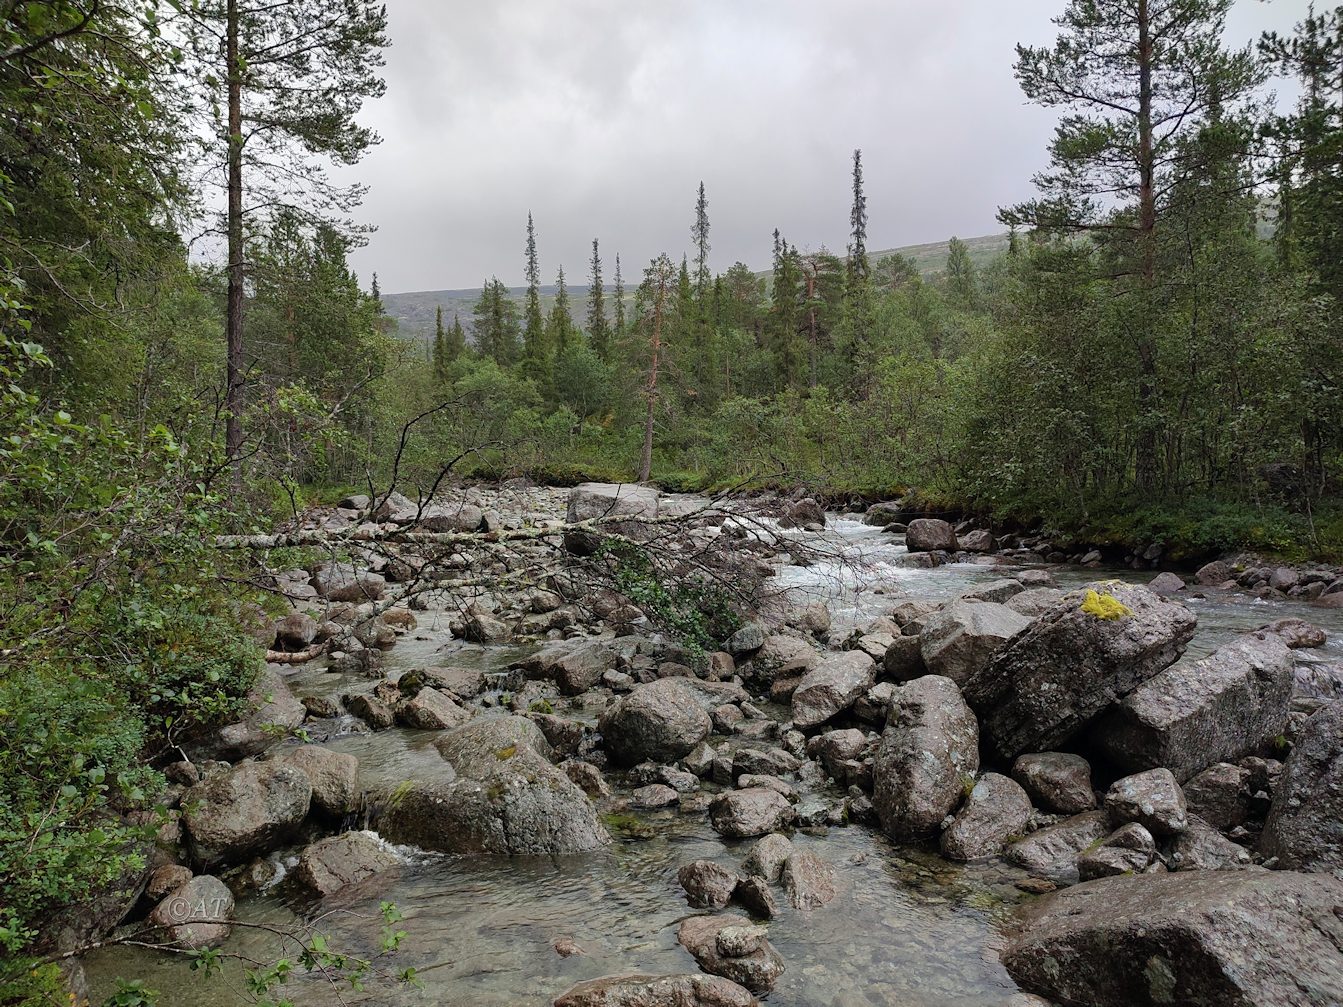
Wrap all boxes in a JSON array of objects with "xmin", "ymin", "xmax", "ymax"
[{"xmin": 81, "ymin": 514, "xmax": 1343, "ymax": 1005}]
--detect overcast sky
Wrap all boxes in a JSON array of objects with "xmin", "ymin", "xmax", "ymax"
[{"xmin": 346, "ymin": 0, "xmax": 1306, "ymax": 294}]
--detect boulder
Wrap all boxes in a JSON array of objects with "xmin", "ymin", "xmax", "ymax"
[
  {"xmin": 940, "ymin": 773, "xmax": 1032, "ymax": 861},
  {"xmin": 1195, "ymin": 559, "xmax": 1235, "ymax": 586},
  {"xmin": 782, "ymin": 498, "xmax": 826, "ymax": 529},
  {"xmin": 741, "ymin": 834, "xmax": 793, "ymax": 883},
  {"xmin": 310, "ymin": 561, "xmax": 385, "ymax": 602},
  {"xmin": 1104, "ymin": 769, "xmax": 1188, "ymax": 836},
  {"xmin": 1170, "ymin": 817, "xmax": 1252, "ymax": 872},
  {"xmin": 678, "ymin": 860, "xmax": 740, "ymax": 910},
  {"xmin": 147, "ymin": 875, "xmax": 234, "ymax": 949},
  {"xmin": 273, "ymin": 611, "xmax": 318, "ymax": 650},
  {"xmin": 1148, "ymin": 571, "xmax": 1186, "ymax": 595},
  {"xmin": 1261, "ymin": 700, "xmax": 1343, "ymax": 871},
  {"xmin": 345, "ymin": 693, "xmax": 394, "ymax": 731},
  {"xmin": 960, "ymin": 579, "xmax": 1025, "ymax": 604},
  {"xmin": 965, "ymin": 583, "xmax": 1197, "ymax": 761},
  {"xmin": 600, "ymin": 679, "xmax": 712, "ymax": 767},
  {"xmin": 1094, "ymin": 631, "xmax": 1294, "ymax": 781},
  {"xmin": 552, "ymin": 973, "xmax": 758, "ymax": 1007},
  {"xmin": 461, "ymin": 603, "xmax": 512, "ymax": 644},
  {"xmin": 270, "ymin": 745, "xmax": 358, "ymax": 816},
  {"xmin": 959, "ymin": 529, "xmax": 996, "ymax": 553},
  {"xmin": 417, "ymin": 501, "xmax": 483, "ymax": 533},
  {"xmin": 919, "ymin": 600, "xmax": 1031, "ymax": 687},
  {"xmin": 207, "ymin": 668, "xmax": 306, "ymax": 760},
  {"xmin": 781, "ymin": 850, "xmax": 836, "ymax": 909},
  {"xmin": 709, "ymin": 788, "xmax": 795, "ymax": 839},
  {"xmin": 904, "ymin": 518, "xmax": 957, "ymax": 552},
  {"xmin": 873, "ymin": 676, "xmax": 979, "ymax": 841},
  {"xmin": 734, "ymin": 876, "xmax": 778, "ymax": 919},
  {"xmin": 516, "ymin": 639, "xmax": 618, "ymax": 695},
  {"xmin": 790, "ymin": 650, "xmax": 876, "ymax": 730},
  {"xmin": 567, "ymin": 482, "xmax": 660, "ymax": 523},
  {"xmin": 183, "ymin": 761, "xmax": 311, "ymax": 869},
  {"xmin": 1183, "ymin": 763, "xmax": 1251, "ymax": 831},
  {"xmin": 1005, "ymin": 811, "xmax": 1111, "ymax": 885},
  {"xmin": 677, "ymin": 916, "xmax": 785, "ymax": 994},
  {"xmin": 864, "ymin": 500, "xmax": 905, "ymax": 526},
  {"xmin": 1077, "ymin": 824, "xmax": 1157, "ymax": 881},
  {"xmin": 396, "ymin": 686, "xmax": 472, "ymax": 730},
  {"xmin": 1004, "ymin": 587, "xmax": 1065, "ymax": 617},
  {"xmin": 375, "ymin": 716, "xmax": 608, "ymax": 855},
  {"xmin": 1259, "ymin": 617, "xmax": 1327, "ymax": 650},
  {"xmin": 293, "ymin": 831, "xmax": 399, "ymax": 897},
  {"xmin": 1004, "ymin": 870, "xmax": 1343, "ymax": 1007},
  {"xmin": 881, "ymin": 635, "xmax": 926, "ymax": 682},
  {"xmin": 1011, "ymin": 753, "xmax": 1096, "ymax": 814}
]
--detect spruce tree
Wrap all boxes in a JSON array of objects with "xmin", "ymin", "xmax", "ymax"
[
  {"xmin": 693, "ymin": 181, "xmax": 711, "ymax": 299},
  {"xmin": 547, "ymin": 266, "xmax": 574, "ymax": 355},
  {"xmin": 448, "ymin": 313, "xmax": 467, "ymax": 361},
  {"xmin": 611, "ymin": 255, "xmax": 625, "ymax": 348},
  {"xmin": 523, "ymin": 212, "xmax": 545, "ymax": 361},
  {"xmin": 433, "ymin": 304, "xmax": 448, "ymax": 381},
  {"xmin": 587, "ymin": 238, "xmax": 608, "ymax": 350},
  {"xmin": 841, "ymin": 150, "xmax": 877, "ymax": 385},
  {"xmin": 945, "ymin": 237, "xmax": 976, "ymax": 305}
]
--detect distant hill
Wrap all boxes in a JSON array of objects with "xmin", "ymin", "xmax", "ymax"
[{"xmin": 381, "ymin": 231, "xmax": 1011, "ymax": 342}]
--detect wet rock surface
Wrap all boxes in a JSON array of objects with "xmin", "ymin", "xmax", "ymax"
[{"xmin": 1005, "ymin": 870, "xmax": 1343, "ymax": 1007}]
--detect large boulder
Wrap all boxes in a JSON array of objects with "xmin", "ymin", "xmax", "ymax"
[
  {"xmin": 1104, "ymin": 768, "xmax": 1188, "ymax": 836},
  {"xmin": 515, "ymin": 639, "xmax": 618, "ymax": 695},
  {"xmin": 904, "ymin": 518, "xmax": 957, "ymax": 552},
  {"xmin": 919, "ymin": 600, "xmax": 1032, "ymax": 687},
  {"xmin": 677, "ymin": 916, "xmax": 785, "ymax": 994},
  {"xmin": 293, "ymin": 831, "xmax": 400, "ymax": 897},
  {"xmin": 1261, "ymin": 700, "xmax": 1343, "ymax": 871},
  {"xmin": 678, "ymin": 860, "xmax": 740, "ymax": 909},
  {"xmin": 147, "ymin": 875, "xmax": 234, "ymax": 949},
  {"xmin": 567, "ymin": 482, "xmax": 660, "ymax": 523},
  {"xmin": 599, "ymin": 679, "xmax": 712, "ymax": 766},
  {"xmin": 1004, "ymin": 870, "xmax": 1343, "ymax": 1007},
  {"xmin": 1094, "ymin": 631, "xmax": 1293, "ymax": 782},
  {"xmin": 182, "ymin": 761, "xmax": 311, "ymax": 869},
  {"xmin": 552, "ymin": 973, "xmax": 758, "ymax": 1007},
  {"xmin": 873, "ymin": 676, "xmax": 979, "ymax": 841},
  {"xmin": 790, "ymin": 650, "xmax": 876, "ymax": 730},
  {"xmin": 417, "ymin": 501, "xmax": 483, "ymax": 533},
  {"xmin": 964, "ymin": 583, "xmax": 1197, "ymax": 761},
  {"xmin": 375, "ymin": 716, "xmax": 608, "ymax": 855},
  {"xmin": 940, "ymin": 773, "xmax": 1032, "ymax": 861},
  {"xmin": 781, "ymin": 850, "xmax": 836, "ymax": 909},
  {"xmin": 395, "ymin": 686, "xmax": 472, "ymax": 730}
]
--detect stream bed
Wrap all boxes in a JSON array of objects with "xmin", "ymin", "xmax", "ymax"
[{"xmin": 80, "ymin": 515, "xmax": 1343, "ymax": 1006}]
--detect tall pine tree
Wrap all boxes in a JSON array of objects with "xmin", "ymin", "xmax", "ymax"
[
  {"xmin": 523, "ymin": 212, "xmax": 545, "ymax": 361},
  {"xmin": 587, "ymin": 238, "xmax": 608, "ymax": 349}
]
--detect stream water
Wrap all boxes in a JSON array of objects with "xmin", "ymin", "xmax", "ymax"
[{"xmin": 80, "ymin": 515, "xmax": 1343, "ymax": 1006}]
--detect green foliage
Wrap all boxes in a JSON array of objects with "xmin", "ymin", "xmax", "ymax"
[{"xmin": 599, "ymin": 540, "xmax": 742, "ymax": 654}]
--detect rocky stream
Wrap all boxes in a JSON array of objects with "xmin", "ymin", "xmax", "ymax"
[{"xmin": 75, "ymin": 483, "xmax": 1343, "ymax": 1006}]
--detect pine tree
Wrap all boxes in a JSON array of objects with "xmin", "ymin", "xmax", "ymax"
[
  {"xmin": 180, "ymin": 0, "xmax": 389, "ymax": 483},
  {"xmin": 847, "ymin": 149, "xmax": 870, "ymax": 286},
  {"xmin": 587, "ymin": 238, "xmax": 608, "ymax": 350},
  {"xmin": 841, "ymin": 150, "xmax": 877, "ymax": 384},
  {"xmin": 523, "ymin": 212, "xmax": 545, "ymax": 361},
  {"xmin": 1000, "ymin": 0, "xmax": 1262, "ymax": 492},
  {"xmin": 474, "ymin": 277, "xmax": 520, "ymax": 365},
  {"xmin": 692, "ymin": 181, "xmax": 711, "ymax": 299},
  {"xmin": 370, "ymin": 272, "xmax": 382, "ymax": 307},
  {"xmin": 547, "ymin": 266, "xmax": 574, "ymax": 355}
]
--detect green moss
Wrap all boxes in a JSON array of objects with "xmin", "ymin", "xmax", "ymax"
[
  {"xmin": 494, "ymin": 744, "xmax": 517, "ymax": 761},
  {"xmin": 528, "ymin": 699, "xmax": 554, "ymax": 715},
  {"xmin": 601, "ymin": 812, "xmax": 658, "ymax": 839},
  {"xmin": 1080, "ymin": 589, "xmax": 1132, "ymax": 620}
]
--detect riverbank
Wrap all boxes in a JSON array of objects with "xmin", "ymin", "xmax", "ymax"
[{"xmin": 48, "ymin": 483, "xmax": 1343, "ymax": 1004}]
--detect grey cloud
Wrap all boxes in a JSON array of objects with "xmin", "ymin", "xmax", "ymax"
[{"xmin": 345, "ymin": 0, "xmax": 1306, "ymax": 293}]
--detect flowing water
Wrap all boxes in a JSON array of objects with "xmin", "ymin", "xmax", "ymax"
[{"xmin": 80, "ymin": 515, "xmax": 1343, "ymax": 1005}]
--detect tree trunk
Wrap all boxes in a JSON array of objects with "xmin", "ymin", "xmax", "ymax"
[
  {"xmin": 1134, "ymin": 0, "xmax": 1159, "ymax": 494},
  {"xmin": 224, "ymin": 0, "xmax": 245, "ymax": 491}
]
